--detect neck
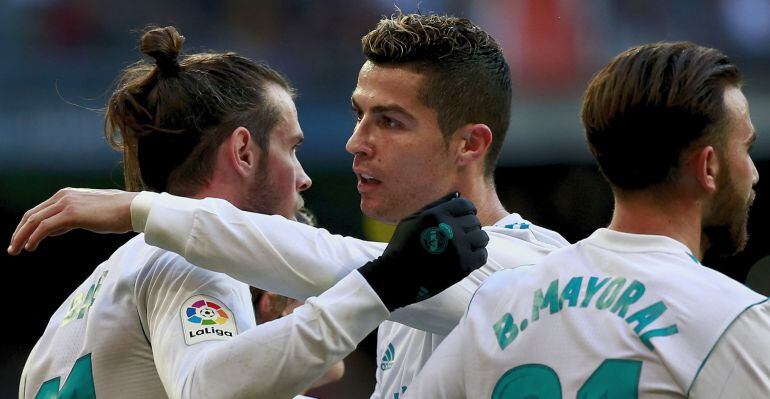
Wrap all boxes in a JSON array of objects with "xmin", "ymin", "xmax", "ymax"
[
  {"xmin": 457, "ymin": 175, "xmax": 508, "ymax": 226},
  {"xmin": 608, "ymin": 190, "xmax": 705, "ymax": 259},
  {"xmin": 192, "ymin": 183, "xmax": 243, "ymax": 209}
]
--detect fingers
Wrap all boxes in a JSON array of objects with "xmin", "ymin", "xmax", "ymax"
[
  {"xmin": 11, "ymin": 189, "xmax": 67, "ymax": 246},
  {"xmin": 26, "ymin": 215, "xmax": 76, "ymax": 251},
  {"xmin": 466, "ymin": 229, "xmax": 490, "ymax": 251},
  {"xmin": 8, "ymin": 200, "xmax": 68, "ymax": 254},
  {"xmin": 473, "ymin": 247, "xmax": 489, "ymax": 269},
  {"xmin": 455, "ymin": 214, "xmax": 482, "ymax": 233}
]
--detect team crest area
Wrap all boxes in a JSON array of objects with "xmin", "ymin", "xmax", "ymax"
[{"xmin": 181, "ymin": 295, "xmax": 237, "ymax": 345}]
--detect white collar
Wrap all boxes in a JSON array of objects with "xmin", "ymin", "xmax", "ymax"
[
  {"xmin": 584, "ymin": 228, "xmax": 697, "ymax": 262},
  {"xmin": 492, "ymin": 213, "xmax": 526, "ymax": 228}
]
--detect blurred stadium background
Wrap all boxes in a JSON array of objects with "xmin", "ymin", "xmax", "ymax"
[{"xmin": 3, "ymin": 0, "xmax": 770, "ymax": 396}]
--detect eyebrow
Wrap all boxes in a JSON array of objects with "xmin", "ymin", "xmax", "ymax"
[{"xmin": 351, "ymin": 98, "xmax": 417, "ymax": 123}]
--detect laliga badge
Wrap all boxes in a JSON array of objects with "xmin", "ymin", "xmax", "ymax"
[{"xmin": 181, "ymin": 295, "xmax": 237, "ymax": 345}]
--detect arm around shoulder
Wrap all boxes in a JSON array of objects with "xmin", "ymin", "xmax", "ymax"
[{"xmin": 136, "ymin": 192, "xmax": 386, "ymax": 299}]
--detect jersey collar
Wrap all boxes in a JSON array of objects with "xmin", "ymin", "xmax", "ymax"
[
  {"xmin": 492, "ymin": 213, "xmax": 525, "ymax": 228},
  {"xmin": 585, "ymin": 228, "xmax": 696, "ymax": 260}
]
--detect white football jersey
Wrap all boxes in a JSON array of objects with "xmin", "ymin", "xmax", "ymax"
[
  {"xmin": 371, "ymin": 214, "xmax": 569, "ymax": 399},
  {"xmin": 130, "ymin": 192, "xmax": 570, "ymax": 398},
  {"xmin": 20, "ymin": 235, "xmax": 254, "ymax": 398},
  {"xmin": 21, "ymin": 234, "xmax": 389, "ymax": 399},
  {"xmin": 405, "ymin": 229, "xmax": 770, "ymax": 398}
]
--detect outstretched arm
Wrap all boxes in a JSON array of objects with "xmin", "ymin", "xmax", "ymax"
[
  {"xmin": 137, "ymin": 192, "xmax": 386, "ymax": 300},
  {"xmin": 9, "ymin": 188, "xmax": 490, "ymax": 334}
]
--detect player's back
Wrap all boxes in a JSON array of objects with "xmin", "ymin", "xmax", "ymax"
[
  {"xmin": 462, "ymin": 228, "xmax": 766, "ymax": 398},
  {"xmin": 20, "ymin": 236, "xmax": 167, "ymax": 398},
  {"xmin": 20, "ymin": 235, "xmax": 254, "ymax": 399}
]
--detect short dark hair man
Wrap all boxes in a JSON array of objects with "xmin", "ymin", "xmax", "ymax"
[{"xmin": 405, "ymin": 42, "xmax": 767, "ymax": 398}]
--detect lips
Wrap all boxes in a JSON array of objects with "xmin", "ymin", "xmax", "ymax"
[
  {"xmin": 360, "ymin": 173, "xmax": 380, "ymax": 184},
  {"xmin": 354, "ymin": 168, "xmax": 382, "ymax": 192}
]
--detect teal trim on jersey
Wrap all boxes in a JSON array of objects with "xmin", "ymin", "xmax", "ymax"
[
  {"xmin": 686, "ymin": 252, "xmax": 700, "ymax": 265},
  {"xmin": 504, "ymin": 222, "xmax": 530, "ymax": 230},
  {"xmin": 132, "ymin": 249, "xmax": 165, "ymax": 347},
  {"xmin": 687, "ymin": 297, "xmax": 770, "ymax": 395}
]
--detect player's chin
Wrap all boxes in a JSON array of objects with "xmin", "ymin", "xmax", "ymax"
[{"xmin": 360, "ymin": 198, "xmax": 401, "ymax": 224}]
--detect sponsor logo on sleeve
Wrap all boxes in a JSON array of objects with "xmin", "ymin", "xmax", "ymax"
[{"xmin": 181, "ymin": 295, "xmax": 237, "ymax": 345}]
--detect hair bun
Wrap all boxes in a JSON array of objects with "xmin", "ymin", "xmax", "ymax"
[{"xmin": 140, "ymin": 26, "xmax": 184, "ymax": 77}]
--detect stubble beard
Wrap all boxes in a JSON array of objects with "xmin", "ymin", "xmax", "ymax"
[
  {"xmin": 703, "ymin": 175, "xmax": 753, "ymax": 258},
  {"xmin": 243, "ymin": 167, "xmax": 295, "ymax": 217}
]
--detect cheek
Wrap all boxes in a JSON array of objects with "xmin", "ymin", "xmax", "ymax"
[
  {"xmin": 267, "ymin": 156, "xmax": 297, "ymax": 193},
  {"xmin": 392, "ymin": 144, "xmax": 454, "ymax": 193}
]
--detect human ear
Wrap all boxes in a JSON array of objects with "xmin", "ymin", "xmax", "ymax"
[
  {"xmin": 692, "ymin": 145, "xmax": 718, "ymax": 194},
  {"xmin": 226, "ymin": 127, "xmax": 257, "ymax": 177},
  {"xmin": 456, "ymin": 123, "xmax": 493, "ymax": 166}
]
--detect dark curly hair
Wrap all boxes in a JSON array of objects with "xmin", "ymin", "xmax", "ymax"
[{"xmin": 362, "ymin": 13, "xmax": 512, "ymax": 178}]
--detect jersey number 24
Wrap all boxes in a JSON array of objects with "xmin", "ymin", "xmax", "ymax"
[
  {"xmin": 492, "ymin": 359, "xmax": 641, "ymax": 398},
  {"xmin": 35, "ymin": 354, "xmax": 95, "ymax": 399}
]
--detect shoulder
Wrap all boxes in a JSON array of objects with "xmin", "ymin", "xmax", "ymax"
[
  {"xmin": 485, "ymin": 215, "xmax": 569, "ymax": 249},
  {"xmin": 132, "ymin": 236, "xmax": 249, "ymax": 293},
  {"xmin": 469, "ymin": 265, "xmax": 537, "ymax": 310}
]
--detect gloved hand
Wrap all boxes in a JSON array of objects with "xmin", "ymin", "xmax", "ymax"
[{"xmin": 358, "ymin": 192, "xmax": 489, "ymax": 311}]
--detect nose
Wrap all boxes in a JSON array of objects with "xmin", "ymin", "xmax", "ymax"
[
  {"xmin": 346, "ymin": 121, "xmax": 373, "ymax": 157},
  {"xmin": 752, "ymin": 158, "xmax": 760, "ymax": 186},
  {"xmin": 296, "ymin": 161, "xmax": 312, "ymax": 192}
]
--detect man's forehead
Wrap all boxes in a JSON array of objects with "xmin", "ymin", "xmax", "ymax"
[{"xmin": 352, "ymin": 62, "xmax": 425, "ymax": 107}]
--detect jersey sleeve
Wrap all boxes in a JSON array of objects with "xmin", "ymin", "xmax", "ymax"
[
  {"xmin": 132, "ymin": 191, "xmax": 491, "ymax": 335},
  {"xmin": 134, "ymin": 192, "xmax": 385, "ymax": 300},
  {"xmin": 688, "ymin": 299, "xmax": 770, "ymax": 398},
  {"xmin": 401, "ymin": 314, "xmax": 468, "ymax": 398},
  {"xmin": 136, "ymin": 251, "xmax": 389, "ymax": 399}
]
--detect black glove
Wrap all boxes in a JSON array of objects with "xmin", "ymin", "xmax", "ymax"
[{"xmin": 358, "ymin": 192, "xmax": 489, "ymax": 311}]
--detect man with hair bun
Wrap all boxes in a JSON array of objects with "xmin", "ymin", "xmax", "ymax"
[
  {"xmin": 15, "ymin": 26, "xmax": 488, "ymax": 399},
  {"xmin": 405, "ymin": 42, "xmax": 770, "ymax": 397},
  {"xmin": 11, "ymin": 13, "xmax": 570, "ymax": 398}
]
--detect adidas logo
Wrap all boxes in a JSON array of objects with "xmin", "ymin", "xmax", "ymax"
[{"xmin": 380, "ymin": 343, "xmax": 395, "ymax": 371}]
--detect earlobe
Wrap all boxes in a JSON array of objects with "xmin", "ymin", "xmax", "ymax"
[
  {"xmin": 457, "ymin": 124, "xmax": 493, "ymax": 166},
  {"xmin": 693, "ymin": 146, "xmax": 718, "ymax": 193}
]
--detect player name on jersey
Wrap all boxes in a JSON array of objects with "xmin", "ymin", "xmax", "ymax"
[{"xmin": 493, "ymin": 275, "xmax": 679, "ymax": 352}]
